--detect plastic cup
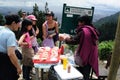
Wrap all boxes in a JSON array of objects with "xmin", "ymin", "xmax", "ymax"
[{"xmin": 63, "ymin": 57, "xmax": 68, "ymax": 70}]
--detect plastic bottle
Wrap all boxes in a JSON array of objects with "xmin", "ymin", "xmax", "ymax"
[{"xmin": 67, "ymin": 65, "xmax": 71, "ymax": 73}]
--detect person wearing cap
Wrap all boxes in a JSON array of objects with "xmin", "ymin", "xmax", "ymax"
[
  {"xmin": 59, "ymin": 15, "xmax": 99, "ymax": 80},
  {"xmin": 0, "ymin": 14, "xmax": 22, "ymax": 80},
  {"xmin": 17, "ymin": 12, "xmax": 27, "ymax": 39},
  {"xmin": 27, "ymin": 14, "xmax": 39, "ymax": 53},
  {"xmin": 42, "ymin": 11, "xmax": 59, "ymax": 46},
  {"xmin": 21, "ymin": 12, "xmax": 27, "ymax": 21}
]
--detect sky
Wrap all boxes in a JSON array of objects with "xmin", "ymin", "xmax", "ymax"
[
  {"xmin": 0, "ymin": 0, "xmax": 120, "ymax": 20},
  {"xmin": 0, "ymin": 0, "xmax": 119, "ymax": 12}
]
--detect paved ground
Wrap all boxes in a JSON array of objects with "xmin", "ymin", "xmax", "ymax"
[
  {"xmin": 99, "ymin": 61, "xmax": 120, "ymax": 80},
  {"xmin": 18, "ymin": 61, "xmax": 120, "ymax": 80}
]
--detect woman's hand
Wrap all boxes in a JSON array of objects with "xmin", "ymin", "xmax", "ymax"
[
  {"xmin": 59, "ymin": 35, "xmax": 65, "ymax": 41},
  {"xmin": 48, "ymin": 34, "xmax": 53, "ymax": 38},
  {"xmin": 20, "ymin": 42, "xmax": 29, "ymax": 47},
  {"xmin": 59, "ymin": 33, "xmax": 70, "ymax": 41}
]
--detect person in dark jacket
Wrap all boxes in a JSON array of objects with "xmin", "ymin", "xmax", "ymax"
[{"xmin": 59, "ymin": 15, "xmax": 99, "ymax": 80}]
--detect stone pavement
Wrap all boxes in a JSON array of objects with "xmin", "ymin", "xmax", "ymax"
[{"xmin": 98, "ymin": 61, "xmax": 120, "ymax": 80}]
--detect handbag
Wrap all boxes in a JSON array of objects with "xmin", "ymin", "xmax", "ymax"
[
  {"xmin": 74, "ymin": 52, "xmax": 83, "ymax": 67},
  {"xmin": 41, "ymin": 38, "xmax": 54, "ymax": 48},
  {"xmin": 15, "ymin": 49, "xmax": 22, "ymax": 60}
]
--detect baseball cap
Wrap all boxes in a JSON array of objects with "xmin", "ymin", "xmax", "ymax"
[
  {"xmin": 45, "ymin": 11, "xmax": 54, "ymax": 17},
  {"xmin": 27, "ymin": 15, "xmax": 37, "ymax": 21}
]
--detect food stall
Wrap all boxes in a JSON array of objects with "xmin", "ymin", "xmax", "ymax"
[{"xmin": 33, "ymin": 46, "xmax": 83, "ymax": 80}]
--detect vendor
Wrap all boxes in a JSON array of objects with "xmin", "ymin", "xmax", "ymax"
[
  {"xmin": 42, "ymin": 11, "xmax": 59, "ymax": 45},
  {"xmin": 59, "ymin": 15, "xmax": 99, "ymax": 80}
]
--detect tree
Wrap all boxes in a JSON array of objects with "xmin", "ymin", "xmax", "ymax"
[
  {"xmin": 33, "ymin": 3, "xmax": 39, "ymax": 17},
  {"xmin": 33, "ymin": 3, "xmax": 45, "ymax": 40},
  {"xmin": 108, "ymin": 15, "xmax": 120, "ymax": 80},
  {"xmin": 98, "ymin": 22, "xmax": 117, "ymax": 42},
  {"xmin": 0, "ymin": 14, "xmax": 5, "ymax": 25},
  {"xmin": 45, "ymin": 2, "xmax": 49, "ymax": 13},
  {"xmin": 18, "ymin": 9, "xmax": 23, "ymax": 17}
]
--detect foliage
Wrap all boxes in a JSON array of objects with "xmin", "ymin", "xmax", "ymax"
[
  {"xmin": 98, "ymin": 40, "xmax": 114, "ymax": 60},
  {"xmin": 98, "ymin": 22, "xmax": 117, "ymax": 42},
  {"xmin": 61, "ymin": 43, "xmax": 77, "ymax": 54},
  {"xmin": 18, "ymin": 9, "xmax": 23, "ymax": 17},
  {"xmin": 32, "ymin": 3, "xmax": 46, "ymax": 40},
  {"xmin": 37, "ymin": 38, "xmax": 42, "ymax": 46},
  {"xmin": 45, "ymin": 2, "xmax": 49, "ymax": 13},
  {"xmin": 67, "ymin": 44, "xmax": 77, "ymax": 53},
  {"xmin": 94, "ymin": 12, "xmax": 119, "ymax": 42},
  {"xmin": 0, "ymin": 14, "xmax": 5, "ymax": 25}
]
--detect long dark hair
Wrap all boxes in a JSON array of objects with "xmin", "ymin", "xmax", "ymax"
[
  {"xmin": 77, "ymin": 15, "xmax": 92, "ymax": 26},
  {"xmin": 77, "ymin": 15, "xmax": 100, "ymax": 36},
  {"xmin": 28, "ymin": 25, "xmax": 37, "ymax": 36},
  {"xmin": 19, "ymin": 19, "xmax": 32, "ymax": 37}
]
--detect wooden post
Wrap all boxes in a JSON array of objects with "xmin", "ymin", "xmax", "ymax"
[{"xmin": 108, "ymin": 15, "xmax": 120, "ymax": 80}]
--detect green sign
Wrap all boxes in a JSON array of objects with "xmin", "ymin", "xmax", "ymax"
[{"xmin": 61, "ymin": 4, "xmax": 94, "ymax": 35}]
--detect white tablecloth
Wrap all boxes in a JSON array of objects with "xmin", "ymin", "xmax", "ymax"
[
  {"xmin": 34, "ymin": 63, "xmax": 55, "ymax": 68},
  {"xmin": 54, "ymin": 64, "xmax": 83, "ymax": 80}
]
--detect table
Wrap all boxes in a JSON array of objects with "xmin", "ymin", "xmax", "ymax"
[
  {"xmin": 33, "ymin": 55, "xmax": 78, "ymax": 80},
  {"xmin": 34, "ymin": 63, "xmax": 57, "ymax": 80},
  {"xmin": 54, "ymin": 64, "xmax": 83, "ymax": 80}
]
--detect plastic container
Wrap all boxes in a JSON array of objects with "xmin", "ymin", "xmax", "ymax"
[{"xmin": 67, "ymin": 65, "xmax": 71, "ymax": 73}]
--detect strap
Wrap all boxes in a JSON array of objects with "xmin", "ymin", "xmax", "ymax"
[
  {"xmin": 45, "ymin": 21, "xmax": 48, "ymax": 37},
  {"xmin": 32, "ymin": 28, "xmax": 36, "ymax": 36}
]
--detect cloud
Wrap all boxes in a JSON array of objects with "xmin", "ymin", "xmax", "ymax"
[
  {"xmin": 0, "ymin": 0, "xmax": 43, "ymax": 7},
  {"xmin": 0, "ymin": 0, "xmax": 120, "ymax": 9},
  {"xmin": 0, "ymin": 0, "xmax": 119, "ymax": 13},
  {"xmin": 88, "ymin": 0, "xmax": 120, "ymax": 9},
  {"xmin": 0, "ymin": 1, "xmax": 25, "ymax": 6}
]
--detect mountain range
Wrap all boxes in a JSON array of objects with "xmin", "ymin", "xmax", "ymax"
[
  {"xmin": 0, "ymin": 6, "xmax": 119, "ymax": 23},
  {"xmin": 94, "ymin": 11, "xmax": 120, "ymax": 28},
  {"xmin": 0, "ymin": 6, "xmax": 33, "ymax": 15}
]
